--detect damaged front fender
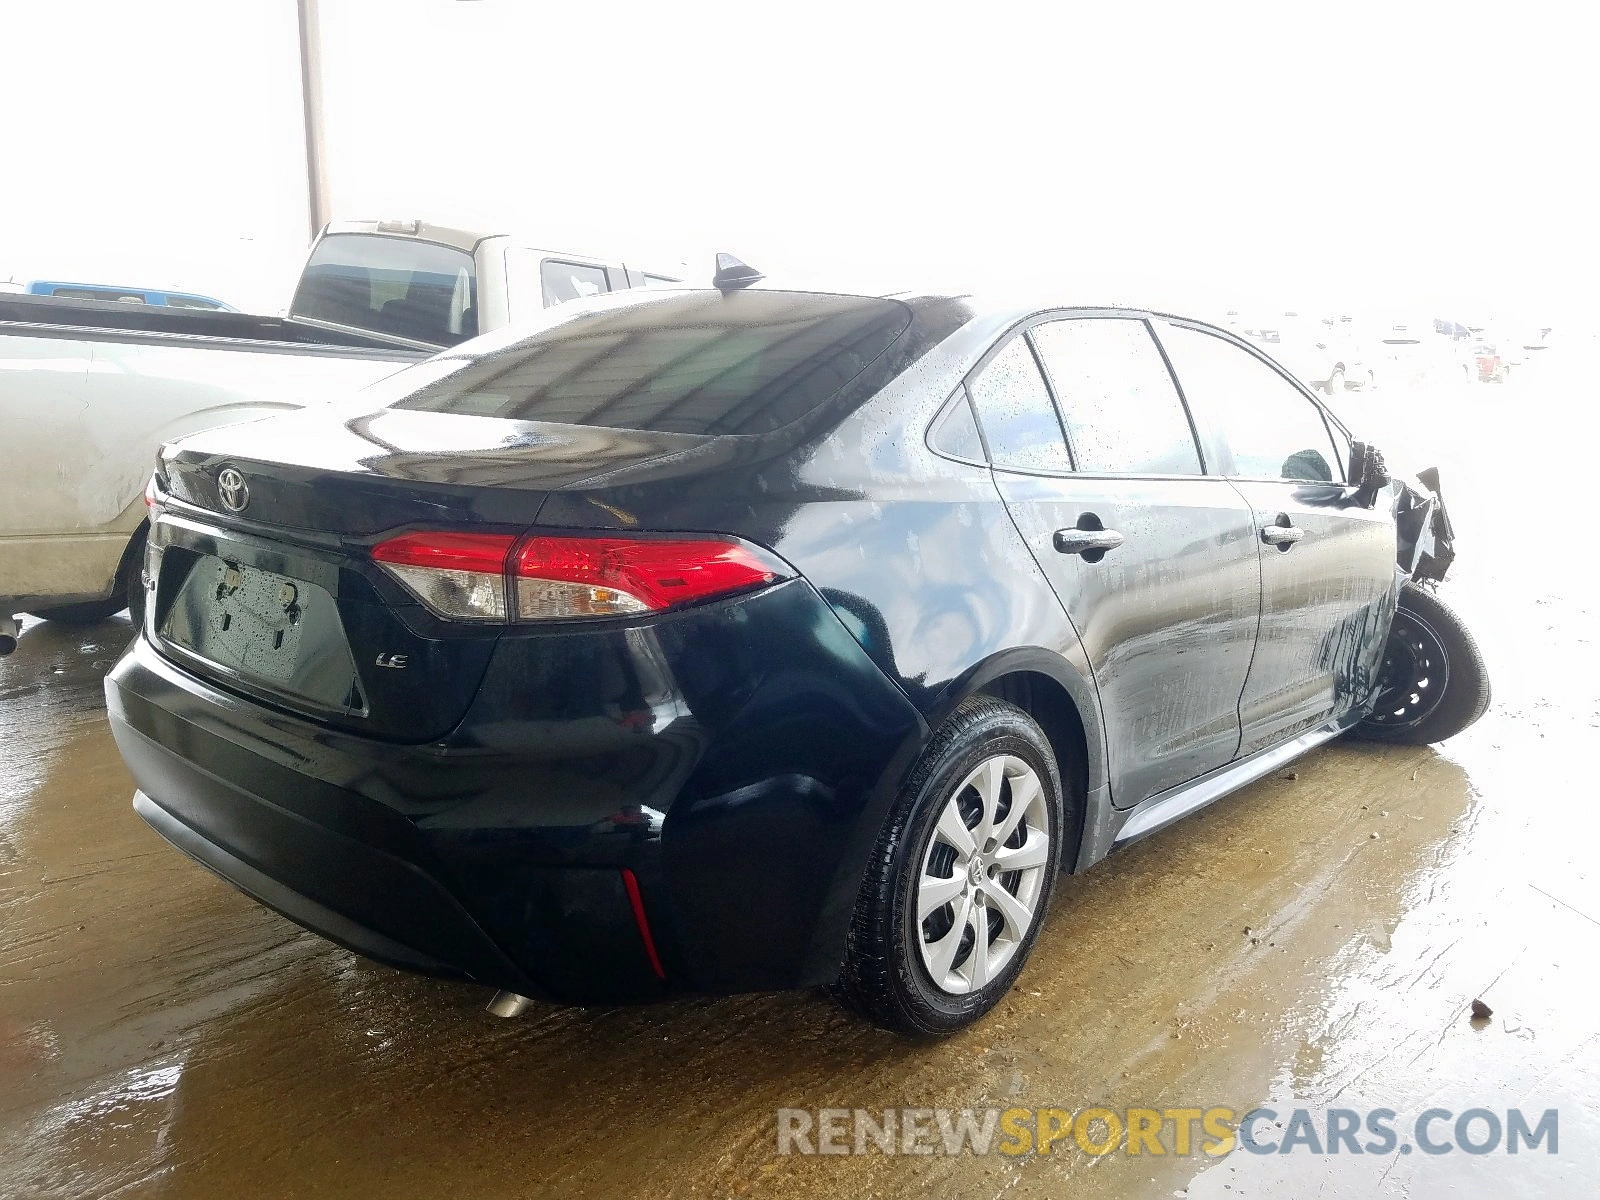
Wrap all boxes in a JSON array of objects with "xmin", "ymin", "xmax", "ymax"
[{"xmin": 1394, "ymin": 466, "xmax": 1456, "ymax": 584}]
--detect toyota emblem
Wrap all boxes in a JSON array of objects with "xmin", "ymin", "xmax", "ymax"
[{"xmin": 217, "ymin": 467, "xmax": 249, "ymax": 513}]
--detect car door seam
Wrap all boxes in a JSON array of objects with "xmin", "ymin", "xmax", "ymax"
[
  {"xmin": 983, "ymin": 464, "xmax": 1112, "ymax": 800},
  {"xmin": 1222, "ymin": 476, "xmax": 1266, "ymax": 763}
]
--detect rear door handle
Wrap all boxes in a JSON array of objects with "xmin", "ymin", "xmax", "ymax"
[
  {"xmin": 1053, "ymin": 528, "xmax": 1125, "ymax": 555},
  {"xmin": 1260, "ymin": 516, "xmax": 1305, "ymax": 547}
]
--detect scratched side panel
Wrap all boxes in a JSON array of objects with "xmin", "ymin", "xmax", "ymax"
[
  {"xmin": 989, "ymin": 475, "xmax": 1261, "ymax": 809},
  {"xmin": 1228, "ymin": 479, "xmax": 1397, "ymax": 755}
]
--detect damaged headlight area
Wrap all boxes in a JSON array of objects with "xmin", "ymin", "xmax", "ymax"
[{"xmin": 1395, "ymin": 465, "xmax": 1456, "ymax": 584}]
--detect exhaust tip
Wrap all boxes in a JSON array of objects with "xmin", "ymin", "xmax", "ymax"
[
  {"xmin": 0, "ymin": 635, "xmax": 15, "ymax": 657},
  {"xmin": 486, "ymin": 990, "xmax": 535, "ymax": 1019}
]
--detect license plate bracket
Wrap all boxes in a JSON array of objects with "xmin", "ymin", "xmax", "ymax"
[{"xmin": 161, "ymin": 555, "xmax": 363, "ymax": 712}]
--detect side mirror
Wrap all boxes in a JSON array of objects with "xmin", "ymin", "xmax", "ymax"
[{"xmin": 1348, "ymin": 440, "xmax": 1390, "ymax": 508}]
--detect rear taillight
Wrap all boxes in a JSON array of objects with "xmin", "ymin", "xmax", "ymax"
[
  {"xmin": 371, "ymin": 531, "xmax": 517, "ymax": 621},
  {"xmin": 371, "ymin": 530, "xmax": 788, "ymax": 623},
  {"xmin": 512, "ymin": 536, "xmax": 782, "ymax": 619}
]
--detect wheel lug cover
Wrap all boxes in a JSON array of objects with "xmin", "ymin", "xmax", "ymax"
[{"xmin": 916, "ymin": 754, "xmax": 1052, "ymax": 997}]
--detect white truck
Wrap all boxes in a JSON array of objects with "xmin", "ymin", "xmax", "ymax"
[{"xmin": 0, "ymin": 220, "xmax": 681, "ymax": 652}]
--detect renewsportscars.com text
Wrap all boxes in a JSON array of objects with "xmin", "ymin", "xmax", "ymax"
[{"xmin": 775, "ymin": 1106, "xmax": 1558, "ymax": 1158}]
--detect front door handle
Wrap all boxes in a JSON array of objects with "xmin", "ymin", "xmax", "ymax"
[
  {"xmin": 1260, "ymin": 515, "xmax": 1305, "ymax": 548},
  {"xmin": 1053, "ymin": 528, "xmax": 1125, "ymax": 556}
]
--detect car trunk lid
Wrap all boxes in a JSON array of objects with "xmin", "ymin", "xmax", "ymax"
[
  {"xmin": 159, "ymin": 405, "xmax": 712, "ymax": 537},
  {"xmin": 151, "ymin": 407, "xmax": 712, "ymax": 741}
]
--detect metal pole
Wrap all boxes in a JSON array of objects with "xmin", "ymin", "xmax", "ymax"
[{"xmin": 296, "ymin": 0, "xmax": 330, "ymax": 242}]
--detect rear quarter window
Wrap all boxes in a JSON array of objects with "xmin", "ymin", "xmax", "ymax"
[{"xmin": 928, "ymin": 389, "xmax": 986, "ymax": 463}]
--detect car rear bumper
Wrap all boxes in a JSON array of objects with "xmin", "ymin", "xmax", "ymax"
[
  {"xmin": 132, "ymin": 786, "xmax": 480, "ymax": 981},
  {"xmin": 106, "ymin": 580, "xmax": 925, "ymax": 1003},
  {"xmin": 109, "ymin": 657, "xmax": 657, "ymax": 1002}
]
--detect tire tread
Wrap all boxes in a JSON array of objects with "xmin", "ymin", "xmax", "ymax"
[{"xmin": 831, "ymin": 695, "xmax": 1070, "ymax": 1036}]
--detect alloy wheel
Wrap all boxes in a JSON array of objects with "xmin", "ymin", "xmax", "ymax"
[{"xmin": 914, "ymin": 755, "xmax": 1051, "ymax": 995}]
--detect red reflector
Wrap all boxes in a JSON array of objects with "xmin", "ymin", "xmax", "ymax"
[
  {"xmin": 513, "ymin": 536, "xmax": 779, "ymax": 611},
  {"xmin": 620, "ymin": 868, "xmax": 666, "ymax": 980},
  {"xmin": 371, "ymin": 531, "xmax": 517, "ymax": 574}
]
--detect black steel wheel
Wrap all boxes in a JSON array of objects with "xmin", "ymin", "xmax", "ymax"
[{"xmin": 1353, "ymin": 583, "xmax": 1490, "ymax": 745}]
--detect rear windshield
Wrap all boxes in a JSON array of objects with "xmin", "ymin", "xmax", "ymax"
[
  {"xmin": 389, "ymin": 290, "xmax": 911, "ymax": 436},
  {"xmin": 290, "ymin": 233, "xmax": 477, "ymax": 347}
]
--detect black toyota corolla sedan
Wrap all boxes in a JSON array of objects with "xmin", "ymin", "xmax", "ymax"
[{"xmin": 106, "ymin": 276, "xmax": 1488, "ymax": 1034}]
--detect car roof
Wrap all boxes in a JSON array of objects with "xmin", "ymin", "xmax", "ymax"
[{"xmin": 322, "ymin": 219, "xmax": 493, "ymax": 251}]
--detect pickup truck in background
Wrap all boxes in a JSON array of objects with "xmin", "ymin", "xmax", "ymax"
[
  {"xmin": 1, "ymin": 220, "xmax": 683, "ymax": 651},
  {"xmin": 286, "ymin": 219, "xmax": 683, "ymax": 349},
  {"xmin": 0, "ymin": 294, "xmax": 421, "ymax": 640}
]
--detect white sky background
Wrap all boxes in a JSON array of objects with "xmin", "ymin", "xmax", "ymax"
[{"xmin": 2, "ymin": 0, "xmax": 1595, "ymax": 325}]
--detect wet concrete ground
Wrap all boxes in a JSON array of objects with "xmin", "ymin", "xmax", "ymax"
[{"xmin": 2, "ymin": 348, "xmax": 1597, "ymax": 1198}]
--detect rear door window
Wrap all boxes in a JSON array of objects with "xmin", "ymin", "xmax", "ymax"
[
  {"xmin": 290, "ymin": 233, "xmax": 477, "ymax": 347},
  {"xmin": 1156, "ymin": 323, "xmax": 1344, "ymax": 482},
  {"xmin": 966, "ymin": 336, "xmax": 1073, "ymax": 473},
  {"xmin": 1030, "ymin": 318, "xmax": 1202, "ymax": 475}
]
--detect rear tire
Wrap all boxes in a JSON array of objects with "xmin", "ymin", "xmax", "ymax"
[
  {"xmin": 832, "ymin": 696, "xmax": 1068, "ymax": 1036},
  {"xmin": 1352, "ymin": 583, "xmax": 1490, "ymax": 744}
]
